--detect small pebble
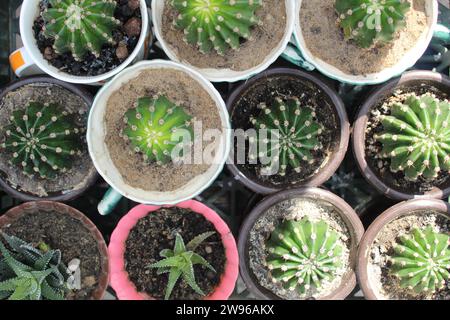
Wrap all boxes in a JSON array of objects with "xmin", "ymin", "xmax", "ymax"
[
  {"xmin": 43, "ymin": 47, "xmax": 56, "ymax": 60},
  {"xmin": 128, "ymin": 0, "xmax": 140, "ymax": 10},
  {"xmin": 205, "ymin": 246, "xmax": 213, "ymax": 254},
  {"xmin": 82, "ymin": 276, "xmax": 97, "ymax": 287},
  {"xmin": 124, "ymin": 17, "xmax": 142, "ymax": 37},
  {"xmin": 116, "ymin": 42, "xmax": 129, "ymax": 60}
]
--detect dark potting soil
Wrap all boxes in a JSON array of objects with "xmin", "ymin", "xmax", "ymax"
[
  {"xmin": 365, "ymin": 82, "xmax": 450, "ymax": 195},
  {"xmin": 0, "ymin": 211, "xmax": 103, "ymax": 300},
  {"xmin": 33, "ymin": 0, "xmax": 141, "ymax": 77},
  {"xmin": 231, "ymin": 74, "xmax": 340, "ymax": 189},
  {"xmin": 124, "ymin": 208, "xmax": 226, "ymax": 300}
]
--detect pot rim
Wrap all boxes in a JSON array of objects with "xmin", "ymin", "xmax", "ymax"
[
  {"xmin": 226, "ymin": 67, "xmax": 350, "ymax": 195},
  {"xmin": 0, "ymin": 75, "xmax": 98, "ymax": 202},
  {"xmin": 238, "ymin": 187, "xmax": 364, "ymax": 300},
  {"xmin": 151, "ymin": 0, "xmax": 296, "ymax": 83},
  {"xmin": 352, "ymin": 70, "xmax": 450, "ymax": 201},
  {"xmin": 356, "ymin": 198, "xmax": 450, "ymax": 300},
  {"xmin": 108, "ymin": 200, "xmax": 239, "ymax": 300},
  {"xmin": 0, "ymin": 201, "xmax": 110, "ymax": 300}
]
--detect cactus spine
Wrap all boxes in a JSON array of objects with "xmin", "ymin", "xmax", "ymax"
[
  {"xmin": 374, "ymin": 93, "xmax": 450, "ymax": 182},
  {"xmin": 0, "ymin": 102, "xmax": 83, "ymax": 179},
  {"xmin": 170, "ymin": 0, "xmax": 262, "ymax": 55},
  {"xmin": 335, "ymin": 0, "xmax": 411, "ymax": 48}
]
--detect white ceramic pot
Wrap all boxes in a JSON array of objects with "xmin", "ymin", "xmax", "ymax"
[
  {"xmin": 151, "ymin": 0, "xmax": 296, "ymax": 83},
  {"xmin": 9, "ymin": 0, "xmax": 151, "ymax": 85},
  {"xmin": 87, "ymin": 60, "xmax": 231, "ymax": 212},
  {"xmin": 293, "ymin": 0, "xmax": 438, "ymax": 85}
]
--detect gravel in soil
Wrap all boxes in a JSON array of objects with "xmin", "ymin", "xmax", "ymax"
[
  {"xmin": 248, "ymin": 197, "xmax": 353, "ymax": 300},
  {"xmin": 0, "ymin": 210, "xmax": 103, "ymax": 300},
  {"xmin": 231, "ymin": 74, "xmax": 340, "ymax": 190},
  {"xmin": 124, "ymin": 208, "xmax": 226, "ymax": 300},
  {"xmin": 33, "ymin": 0, "xmax": 141, "ymax": 77},
  {"xmin": 365, "ymin": 83, "xmax": 450, "ymax": 195},
  {"xmin": 368, "ymin": 211, "xmax": 450, "ymax": 300}
]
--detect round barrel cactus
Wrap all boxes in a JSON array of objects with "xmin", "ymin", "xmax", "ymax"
[
  {"xmin": 266, "ymin": 217, "xmax": 343, "ymax": 295},
  {"xmin": 42, "ymin": 0, "xmax": 121, "ymax": 60},
  {"xmin": 335, "ymin": 0, "xmax": 411, "ymax": 48},
  {"xmin": 170, "ymin": 0, "xmax": 262, "ymax": 55},
  {"xmin": 0, "ymin": 102, "xmax": 83, "ymax": 179},
  {"xmin": 122, "ymin": 95, "xmax": 193, "ymax": 165},
  {"xmin": 374, "ymin": 93, "xmax": 450, "ymax": 182}
]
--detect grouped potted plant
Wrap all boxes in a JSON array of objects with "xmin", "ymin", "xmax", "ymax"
[
  {"xmin": 358, "ymin": 199, "xmax": 450, "ymax": 300},
  {"xmin": 353, "ymin": 70, "xmax": 450, "ymax": 200},
  {"xmin": 0, "ymin": 76, "xmax": 98, "ymax": 201},
  {"xmin": 152, "ymin": 0, "xmax": 295, "ymax": 82},
  {"xmin": 10, "ymin": 0, "xmax": 151, "ymax": 84},
  {"xmin": 227, "ymin": 68, "xmax": 349, "ymax": 194},
  {"xmin": 294, "ymin": 0, "xmax": 438, "ymax": 84},
  {"xmin": 238, "ymin": 187, "xmax": 364, "ymax": 300},
  {"xmin": 108, "ymin": 200, "xmax": 239, "ymax": 300},
  {"xmin": 0, "ymin": 201, "xmax": 109, "ymax": 300}
]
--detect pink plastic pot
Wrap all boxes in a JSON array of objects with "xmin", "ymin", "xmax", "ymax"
[{"xmin": 108, "ymin": 200, "xmax": 239, "ymax": 300}]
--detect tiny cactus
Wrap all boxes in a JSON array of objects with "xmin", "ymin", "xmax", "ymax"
[
  {"xmin": 147, "ymin": 232, "xmax": 216, "ymax": 300},
  {"xmin": 170, "ymin": 0, "xmax": 262, "ymax": 55},
  {"xmin": 42, "ymin": 0, "xmax": 121, "ymax": 60},
  {"xmin": 250, "ymin": 97, "xmax": 323, "ymax": 177},
  {"xmin": 0, "ymin": 233, "xmax": 70, "ymax": 300},
  {"xmin": 390, "ymin": 226, "xmax": 450, "ymax": 294},
  {"xmin": 266, "ymin": 218, "xmax": 343, "ymax": 295},
  {"xmin": 0, "ymin": 102, "xmax": 83, "ymax": 179},
  {"xmin": 374, "ymin": 93, "xmax": 450, "ymax": 182},
  {"xmin": 335, "ymin": 0, "xmax": 411, "ymax": 48},
  {"xmin": 122, "ymin": 95, "xmax": 193, "ymax": 165}
]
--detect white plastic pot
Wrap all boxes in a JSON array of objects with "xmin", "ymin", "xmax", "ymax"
[
  {"xmin": 293, "ymin": 0, "xmax": 438, "ymax": 85},
  {"xmin": 10, "ymin": 0, "xmax": 151, "ymax": 85},
  {"xmin": 152, "ymin": 0, "xmax": 296, "ymax": 83},
  {"xmin": 87, "ymin": 60, "xmax": 231, "ymax": 212}
]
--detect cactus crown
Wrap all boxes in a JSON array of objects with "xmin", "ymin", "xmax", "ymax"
[
  {"xmin": 42, "ymin": 0, "xmax": 121, "ymax": 60},
  {"xmin": 170, "ymin": 0, "xmax": 262, "ymax": 55},
  {"xmin": 147, "ymin": 232, "xmax": 216, "ymax": 300},
  {"xmin": 0, "ymin": 102, "xmax": 83, "ymax": 180},
  {"xmin": 335, "ymin": 0, "xmax": 411, "ymax": 48},
  {"xmin": 266, "ymin": 217, "xmax": 343, "ymax": 295},
  {"xmin": 390, "ymin": 226, "xmax": 450, "ymax": 294},
  {"xmin": 250, "ymin": 97, "xmax": 324, "ymax": 177},
  {"xmin": 374, "ymin": 93, "xmax": 450, "ymax": 182},
  {"xmin": 122, "ymin": 95, "xmax": 193, "ymax": 165},
  {"xmin": 0, "ymin": 233, "xmax": 70, "ymax": 300}
]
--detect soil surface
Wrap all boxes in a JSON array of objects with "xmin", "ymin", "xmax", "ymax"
[
  {"xmin": 34, "ymin": 0, "xmax": 141, "ymax": 77},
  {"xmin": 104, "ymin": 68, "xmax": 222, "ymax": 192},
  {"xmin": 0, "ymin": 83, "xmax": 96, "ymax": 198},
  {"xmin": 231, "ymin": 74, "xmax": 340, "ymax": 190},
  {"xmin": 368, "ymin": 211, "xmax": 450, "ymax": 300},
  {"xmin": 161, "ymin": 0, "xmax": 287, "ymax": 71},
  {"xmin": 248, "ymin": 197, "xmax": 353, "ymax": 300},
  {"xmin": 365, "ymin": 83, "xmax": 450, "ymax": 195},
  {"xmin": 124, "ymin": 208, "xmax": 225, "ymax": 300},
  {"xmin": 300, "ymin": 0, "xmax": 429, "ymax": 75},
  {"xmin": 0, "ymin": 210, "xmax": 103, "ymax": 300}
]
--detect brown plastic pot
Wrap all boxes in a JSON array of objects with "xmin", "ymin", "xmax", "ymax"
[
  {"xmin": 357, "ymin": 198, "xmax": 450, "ymax": 300},
  {"xmin": 238, "ymin": 187, "xmax": 364, "ymax": 300},
  {"xmin": 226, "ymin": 68, "xmax": 350, "ymax": 195},
  {"xmin": 0, "ymin": 201, "xmax": 109, "ymax": 300},
  {"xmin": 352, "ymin": 70, "xmax": 450, "ymax": 201},
  {"xmin": 0, "ymin": 76, "xmax": 98, "ymax": 202}
]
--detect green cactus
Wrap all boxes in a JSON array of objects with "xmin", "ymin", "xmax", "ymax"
[
  {"xmin": 122, "ymin": 95, "xmax": 193, "ymax": 165},
  {"xmin": 0, "ymin": 102, "xmax": 83, "ymax": 180},
  {"xmin": 249, "ymin": 97, "xmax": 323, "ymax": 177},
  {"xmin": 170, "ymin": 0, "xmax": 262, "ymax": 55},
  {"xmin": 335, "ymin": 0, "xmax": 411, "ymax": 48},
  {"xmin": 147, "ymin": 232, "xmax": 216, "ymax": 300},
  {"xmin": 390, "ymin": 226, "xmax": 450, "ymax": 294},
  {"xmin": 41, "ymin": 0, "xmax": 121, "ymax": 60},
  {"xmin": 0, "ymin": 233, "xmax": 70, "ymax": 300},
  {"xmin": 266, "ymin": 218, "xmax": 344, "ymax": 295},
  {"xmin": 374, "ymin": 93, "xmax": 450, "ymax": 182}
]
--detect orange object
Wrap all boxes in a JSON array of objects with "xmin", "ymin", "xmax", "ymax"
[{"xmin": 9, "ymin": 50, "xmax": 25, "ymax": 73}]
